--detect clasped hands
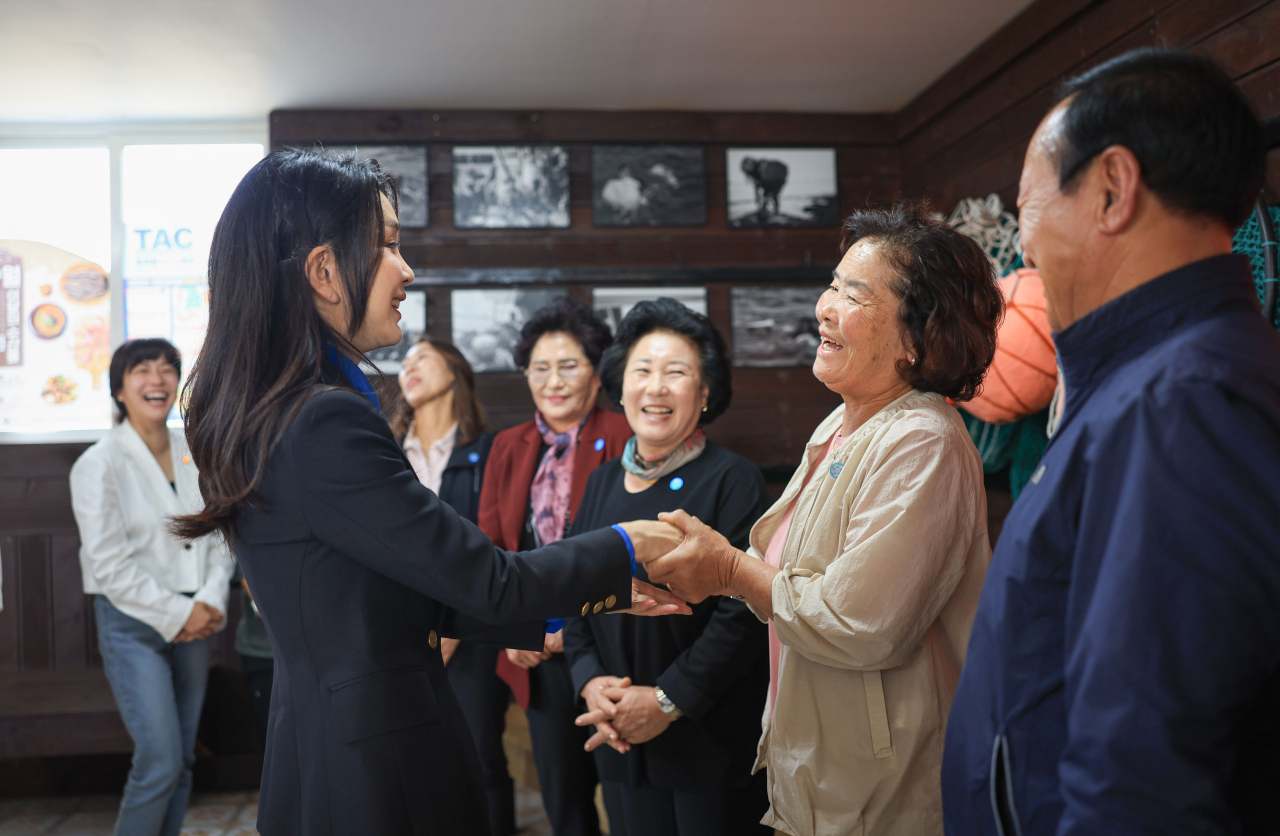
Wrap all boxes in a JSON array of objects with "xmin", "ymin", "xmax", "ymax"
[
  {"xmin": 575, "ymin": 677, "xmax": 674, "ymax": 753},
  {"xmin": 176, "ymin": 601, "xmax": 223, "ymax": 643}
]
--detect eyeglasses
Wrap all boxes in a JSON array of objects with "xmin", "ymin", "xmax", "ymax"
[{"xmin": 526, "ymin": 361, "xmax": 585, "ymax": 384}]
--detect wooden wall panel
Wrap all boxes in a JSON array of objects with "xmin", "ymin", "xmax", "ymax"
[
  {"xmin": 50, "ymin": 535, "xmax": 87, "ymax": 670},
  {"xmin": 897, "ymin": 0, "xmax": 1280, "ymax": 211},
  {"xmin": 0, "ymin": 535, "xmax": 17, "ymax": 672}
]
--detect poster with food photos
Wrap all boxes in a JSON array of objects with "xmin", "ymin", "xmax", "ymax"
[{"xmin": 0, "ymin": 239, "xmax": 113, "ymax": 435}]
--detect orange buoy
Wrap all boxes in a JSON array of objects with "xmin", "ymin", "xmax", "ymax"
[{"xmin": 966, "ymin": 268, "xmax": 1057, "ymax": 424}]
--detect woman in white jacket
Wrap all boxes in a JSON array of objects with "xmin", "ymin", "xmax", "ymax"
[{"xmin": 70, "ymin": 338, "xmax": 234, "ymax": 836}]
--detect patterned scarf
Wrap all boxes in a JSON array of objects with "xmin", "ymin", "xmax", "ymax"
[
  {"xmin": 620, "ymin": 429, "xmax": 707, "ymax": 482},
  {"xmin": 530, "ymin": 411, "xmax": 589, "ymax": 546}
]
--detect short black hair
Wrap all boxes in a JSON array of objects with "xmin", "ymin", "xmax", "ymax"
[
  {"xmin": 841, "ymin": 203, "xmax": 1003, "ymax": 402},
  {"xmin": 109, "ymin": 338, "xmax": 181, "ymax": 422},
  {"xmin": 597, "ymin": 297, "xmax": 732, "ymax": 425},
  {"xmin": 513, "ymin": 296, "xmax": 614, "ymax": 370},
  {"xmin": 1055, "ymin": 48, "xmax": 1264, "ymax": 229}
]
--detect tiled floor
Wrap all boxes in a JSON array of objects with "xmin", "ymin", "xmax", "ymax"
[{"xmin": 0, "ymin": 784, "xmax": 551, "ymax": 836}]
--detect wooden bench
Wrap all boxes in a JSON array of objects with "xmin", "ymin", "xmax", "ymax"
[{"xmin": 0, "ymin": 669, "xmax": 132, "ymax": 759}]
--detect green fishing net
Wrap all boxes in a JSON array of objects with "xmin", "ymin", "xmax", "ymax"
[
  {"xmin": 963, "ymin": 204, "xmax": 1276, "ymax": 500},
  {"xmin": 1231, "ymin": 204, "xmax": 1279, "ymax": 331}
]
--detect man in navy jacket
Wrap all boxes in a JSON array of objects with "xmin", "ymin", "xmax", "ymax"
[{"xmin": 943, "ymin": 49, "xmax": 1280, "ymax": 835}]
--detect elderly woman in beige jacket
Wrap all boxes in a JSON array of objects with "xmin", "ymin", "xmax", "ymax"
[{"xmin": 645, "ymin": 204, "xmax": 1004, "ymax": 836}]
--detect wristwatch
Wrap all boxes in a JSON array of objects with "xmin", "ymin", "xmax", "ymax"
[{"xmin": 653, "ymin": 687, "xmax": 683, "ymax": 720}]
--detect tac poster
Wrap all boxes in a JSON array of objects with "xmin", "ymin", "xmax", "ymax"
[{"xmin": 0, "ymin": 240, "xmax": 113, "ymax": 434}]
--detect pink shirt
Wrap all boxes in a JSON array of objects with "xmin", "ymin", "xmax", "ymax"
[{"xmin": 764, "ymin": 431, "xmax": 844, "ymax": 715}]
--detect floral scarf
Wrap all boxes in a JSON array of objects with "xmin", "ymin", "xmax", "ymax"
[
  {"xmin": 620, "ymin": 429, "xmax": 707, "ymax": 482},
  {"xmin": 530, "ymin": 411, "xmax": 590, "ymax": 546}
]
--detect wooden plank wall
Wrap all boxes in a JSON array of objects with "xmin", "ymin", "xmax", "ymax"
[
  {"xmin": 0, "ymin": 444, "xmax": 241, "ymax": 678},
  {"xmin": 896, "ymin": 0, "xmax": 1280, "ymax": 210},
  {"xmin": 270, "ymin": 109, "xmax": 891, "ymax": 471}
]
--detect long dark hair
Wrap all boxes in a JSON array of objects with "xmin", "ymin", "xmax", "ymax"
[
  {"xmin": 389, "ymin": 339, "xmax": 487, "ymax": 446},
  {"xmin": 172, "ymin": 148, "xmax": 398, "ymax": 542}
]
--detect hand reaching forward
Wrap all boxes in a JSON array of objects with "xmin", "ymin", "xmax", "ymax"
[
  {"xmin": 576, "ymin": 676, "xmax": 634, "ymax": 754},
  {"xmin": 616, "ymin": 519, "xmax": 684, "ymax": 563},
  {"xmin": 614, "ymin": 578, "xmax": 693, "ymax": 616},
  {"xmin": 643, "ymin": 510, "xmax": 742, "ymax": 604}
]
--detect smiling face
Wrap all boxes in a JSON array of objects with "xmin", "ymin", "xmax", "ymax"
[
  {"xmin": 621, "ymin": 330, "xmax": 708, "ymax": 459},
  {"xmin": 350, "ymin": 193, "xmax": 415, "ymax": 354},
  {"xmin": 398, "ymin": 341, "xmax": 454, "ymax": 410},
  {"xmin": 1017, "ymin": 100, "xmax": 1094, "ymax": 332},
  {"xmin": 813, "ymin": 239, "xmax": 913, "ymax": 404},
  {"xmin": 527, "ymin": 331, "xmax": 602, "ymax": 433},
  {"xmin": 116, "ymin": 356, "xmax": 179, "ymax": 430}
]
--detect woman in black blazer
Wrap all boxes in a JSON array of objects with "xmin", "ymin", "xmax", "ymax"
[
  {"xmin": 174, "ymin": 149, "xmax": 686, "ymax": 836},
  {"xmin": 564, "ymin": 300, "xmax": 772, "ymax": 836}
]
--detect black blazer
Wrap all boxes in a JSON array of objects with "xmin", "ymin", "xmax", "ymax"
[
  {"xmin": 233, "ymin": 389, "xmax": 632, "ymax": 836},
  {"xmin": 435, "ymin": 430, "xmax": 494, "ymax": 524},
  {"xmin": 563, "ymin": 443, "xmax": 771, "ymax": 792}
]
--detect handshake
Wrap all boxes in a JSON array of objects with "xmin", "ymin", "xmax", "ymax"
[{"xmin": 614, "ymin": 511, "xmax": 744, "ymax": 615}]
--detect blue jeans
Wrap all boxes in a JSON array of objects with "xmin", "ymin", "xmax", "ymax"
[{"xmin": 94, "ymin": 595, "xmax": 210, "ymax": 836}]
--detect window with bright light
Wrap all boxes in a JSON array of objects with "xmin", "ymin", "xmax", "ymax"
[
  {"xmin": 0, "ymin": 148, "xmax": 111, "ymax": 267},
  {"xmin": 121, "ymin": 143, "xmax": 263, "ymax": 388},
  {"xmin": 0, "ymin": 148, "xmax": 112, "ymax": 434},
  {"xmin": 0, "ymin": 137, "xmax": 263, "ymax": 438}
]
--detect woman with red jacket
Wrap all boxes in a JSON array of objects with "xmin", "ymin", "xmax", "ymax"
[{"xmin": 476, "ymin": 296, "xmax": 633, "ymax": 836}]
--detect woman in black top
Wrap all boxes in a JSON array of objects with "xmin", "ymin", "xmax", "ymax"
[
  {"xmin": 173, "ymin": 149, "xmax": 687, "ymax": 836},
  {"xmin": 564, "ymin": 299, "xmax": 772, "ymax": 836}
]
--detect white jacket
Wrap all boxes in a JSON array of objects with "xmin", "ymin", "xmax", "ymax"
[{"xmin": 70, "ymin": 420, "xmax": 234, "ymax": 641}]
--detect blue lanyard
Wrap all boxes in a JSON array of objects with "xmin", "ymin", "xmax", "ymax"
[{"xmin": 326, "ymin": 345, "xmax": 380, "ymax": 414}]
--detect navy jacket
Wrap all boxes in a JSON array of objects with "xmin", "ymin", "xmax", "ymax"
[
  {"xmin": 943, "ymin": 255, "xmax": 1280, "ymax": 836},
  {"xmin": 233, "ymin": 388, "xmax": 633, "ymax": 836},
  {"xmin": 435, "ymin": 430, "xmax": 494, "ymax": 524}
]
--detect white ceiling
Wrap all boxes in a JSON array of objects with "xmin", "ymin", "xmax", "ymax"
[{"xmin": 0, "ymin": 0, "xmax": 1035, "ymax": 123}]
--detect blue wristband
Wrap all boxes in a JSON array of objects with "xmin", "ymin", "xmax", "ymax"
[
  {"xmin": 611, "ymin": 524, "xmax": 637, "ymax": 575},
  {"xmin": 545, "ymin": 618, "xmax": 564, "ymax": 634}
]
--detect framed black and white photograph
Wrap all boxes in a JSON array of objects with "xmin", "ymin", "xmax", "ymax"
[
  {"xmin": 365, "ymin": 288, "xmax": 428, "ymax": 372},
  {"xmin": 591, "ymin": 146, "xmax": 707, "ymax": 227},
  {"xmin": 452, "ymin": 146, "xmax": 570, "ymax": 229},
  {"xmin": 327, "ymin": 145, "xmax": 429, "ymax": 227},
  {"xmin": 451, "ymin": 288, "xmax": 567, "ymax": 372},
  {"xmin": 726, "ymin": 148, "xmax": 838, "ymax": 228},
  {"xmin": 592, "ymin": 287, "xmax": 708, "ymax": 334},
  {"xmin": 730, "ymin": 285, "xmax": 826, "ymax": 367}
]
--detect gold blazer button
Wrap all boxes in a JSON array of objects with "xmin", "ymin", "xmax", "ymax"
[
  {"xmin": 592, "ymin": 601, "xmax": 604, "ymax": 614},
  {"xmin": 428, "ymin": 630, "xmax": 438, "ymax": 649},
  {"xmin": 604, "ymin": 595, "xmax": 617, "ymax": 609},
  {"xmin": 581, "ymin": 603, "xmax": 591, "ymax": 616}
]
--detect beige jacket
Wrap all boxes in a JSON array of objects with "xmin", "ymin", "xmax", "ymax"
[{"xmin": 749, "ymin": 391, "xmax": 990, "ymax": 836}]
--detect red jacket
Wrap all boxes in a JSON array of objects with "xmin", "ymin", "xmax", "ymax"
[{"xmin": 478, "ymin": 406, "xmax": 633, "ymax": 706}]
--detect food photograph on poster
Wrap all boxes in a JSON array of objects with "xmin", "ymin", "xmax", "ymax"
[
  {"xmin": 366, "ymin": 288, "xmax": 428, "ymax": 372},
  {"xmin": 451, "ymin": 287, "xmax": 566, "ymax": 371},
  {"xmin": 0, "ymin": 240, "xmax": 113, "ymax": 433},
  {"xmin": 726, "ymin": 147, "xmax": 839, "ymax": 228},
  {"xmin": 452, "ymin": 146, "xmax": 570, "ymax": 229},
  {"xmin": 592, "ymin": 286, "xmax": 708, "ymax": 334},
  {"xmin": 326, "ymin": 145, "xmax": 429, "ymax": 227},
  {"xmin": 591, "ymin": 145, "xmax": 707, "ymax": 227},
  {"xmin": 730, "ymin": 285, "xmax": 825, "ymax": 367}
]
